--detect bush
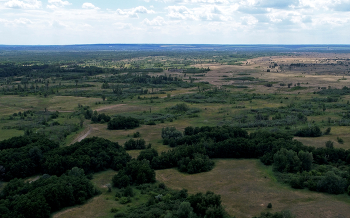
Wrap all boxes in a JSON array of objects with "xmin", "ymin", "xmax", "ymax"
[
  {"xmin": 169, "ymin": 103, "xmax": 190, "ymax": 113},
  {"xmin": 124, "ymin": 139, "xmax": 146, "ymax": 150},
  {"xmin": 123, "ymin": 186, "xmax": 134, "ymax": 197},
  {"xmin": 317, "ymin": 171, "xmax": 347, "ymax": 194},
  {"xmin": 108, "ymin": 116, "xmax": 140, "ymax": 130},
  {"xmin": 295, "ymin": 126, "xmax": 322, "ymax": 137},
  {"xmin": 325, "ymin": 141, "xmax": 334, "ymax": 148},
  {"xmin": 119, "ymin": 197, "xmax": 131, "ymax": 204},
  {"xmin": 337, "ymin": 137, "xmax": 344, "ymax": 144},
  {"xmin": 161, "ymin": 127, "xmax": 183, "ymax": 142},
  {"xmin": 324, "ymin": 127, "xmax": 331, "ymax": 135},
  {"xmin": 178, "ymin": 153, "xmax": 214, "ymax": 174},
  {"xmin": 146, "ymin": 121, "xmax": 156, "ymax": 125},
  {"xmin": 267, "ymin": 203, "xmax": 272, "ymax": 208},
  {"xmin": 112, "ymin": 160, "xmax": 155, "ymax": 188},
  {"xmin": 137, "ymin": 148, "xmax": 158, "ymax": 162}
]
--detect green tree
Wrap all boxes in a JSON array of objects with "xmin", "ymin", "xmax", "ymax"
[
  {"xmin": 273, "ymin": 148, "xmax": 301, "ymax": 173},
  {"xmin": 298, "ymin": 151, "xmax": 313, "ymax": 172}
]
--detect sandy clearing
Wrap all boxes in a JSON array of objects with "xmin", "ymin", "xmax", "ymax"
[{"xmin": 95, "ymin": 104, "xmax": 126, "ymax": 112}]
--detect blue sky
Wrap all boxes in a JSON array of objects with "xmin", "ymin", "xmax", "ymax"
[{"xmin": 0, "ymin": 0, "xmax": 350, "ymax": 45}]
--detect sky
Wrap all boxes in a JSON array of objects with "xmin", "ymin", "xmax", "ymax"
[{"xmin": 0, "ymin": 0, "xmax": 350, "ymax": 45}]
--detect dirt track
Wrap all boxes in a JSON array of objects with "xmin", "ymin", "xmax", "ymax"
[
  {"xmin": 69, "ymin": 126, "xmax": 92, "ymax": 145},
  {"xmin": 95, "ymin": 104, "xmax": 126, "ymax": 112}
]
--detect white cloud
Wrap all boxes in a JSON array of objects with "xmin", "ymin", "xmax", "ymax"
[
  {"xmin": 4, "ymin": 0, "xmax": 42, "ymax": 9},
  {"xmin": 47, "ymin": 0, "xmax": 70, "ymax": 9},
  {"xmin": 113, "ymin": 22, "xmax": 133, "ymax": 29},
  {"xmin": 51, "ymin": 20, "xmax": 68, "ymax": 28},
  {"xmin": 166, "ymin": 5, "xmax": 232, "ymax": 21},
  {"xmin": 82, "ymin": 2, "xmax": 99, "ymax": 10},
  {"xmin": 0, "ymin": 17, "xmax": 33, "ymax": 26},
  {"xmin": 116, "ymin": 6, "xmax": 155, "ymax": 18},
  {"xmin": 166, "ymin": 5, "xmax": 196, "ymax": 20},
  {"xmin": 157, "ymin": 0, "xmax": 229, "ymax": 4},
  {"xmin": 142, "ymin": 16, "xmax": 166, "ymax": 26}
]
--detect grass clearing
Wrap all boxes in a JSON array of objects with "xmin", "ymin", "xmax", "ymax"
[
  {"xmin": 294, "ymin": 126, "xmax": 350, "ymax": 149},
  {"xmin": 0, "ymin": 128, "xmax": 23, "ymax": 141},
  {"xmin": 156, "ymin": 159, "xmax": 350, "ymax": 218}
]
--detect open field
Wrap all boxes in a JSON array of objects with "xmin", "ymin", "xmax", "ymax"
[{"xmin": 156, "ymin": 159, "xmax": 350, "ymax": 218}]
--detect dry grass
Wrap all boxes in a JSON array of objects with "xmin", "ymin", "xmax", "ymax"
[
  {"xmin": 0, "ymin": 95, "xmax": 100, "ymax": 116},
  {"xmin": 294, "ymin": 126, "xmax": 350, "ymax": 149},
  {"xmin": 156, "ymin": 159, "xmax": 350, "ymax": 218}
]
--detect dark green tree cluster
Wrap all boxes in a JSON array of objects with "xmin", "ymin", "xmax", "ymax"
[
  {"xmin": 168, "ymin": 103, "xmax": 190, "ymax": 113},
  {"xmin": 137, "ymin": 149, "xmax": 158, "ymax": 162},
  {"xmin": 178, "ymin": 153, "xmax": 214, "ymax": 174},
  {"xmin": 91, "ymin": 112, "xmax": 111, "ymax": 124},
  {"xmin": 42, "ymin": 137, "xmax": 131, "ymax": 176},
  {"xmin": 162, "ymin": 127, "xmax": 183, "ymax": 147},
  {"xmin": 0, "ymin": 135, "xmax": 59, "ymax": 181},
  {"xmin": 108, "ymin": 116, "xmax": 140, "ymax": 130},
  {"xmin": 295, "ymin": 126, "xmax": 322, "ymax": 137},
  {"xmin": 273, "ymin": 149, "xmax": 313, "ymax": 173},
  {"xmin": 0, "ymin": 168, "xmax": 98, "ymax": 218},
  {"xmin": 112, "ymin": 159, "xmax": 155, "ymax": 188},
  {"xmin": 124, "ymin": 138, "xmax": 146, "ymax": 150}
]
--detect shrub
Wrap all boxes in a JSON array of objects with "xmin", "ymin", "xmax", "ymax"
[
  {"xmin": 337, "ymin": 137, "xmax": 344, "ymax": 144},
  {"xmin": 161, "ymin": 127, "xmax": 183, "ymax": 141},
  {"xmin": 324, "ymin": 127, "xmax": 331, "ymax": 135},
  {"xmin": 123, "ymin": 186, "xmax": 134, "ymax": 197},
  {"xmin": 133, "ymin": 132, "xmax": 140, "ymax": 138},
  {"xmin": 108, "ymin": 116, "xmax": 140, "ymax": 130},
  {"xmin": 325, "ymin": 141, "xmax": 334, "ymax": 149},
  {"xmin": 112, "ymin": 160, "xmax": 155, "ymax": 188},
  {"xmin": 119, "ymin": 197, "xmax": 131, "ymax": 204},
  {"xmin": 124, "ymin": 139, "xmax": 146, "ymax": 150},
  {"xmin": 267, "ymin": 203, "xmax": 272, "ymax": 208},
  {"xmin": 137, "ymin": 148, "xmax": 158, "ymax": 162},
  {"xmin": 317, "ymin": 171, "xmax": 347, "ymax": 194},
  {"xmin": 169, "ymin": 103, "xmax": 190, "ymax": 113},
  {"xmin": 295, "ymin": 126, "xmax": 322, "ymax": 137}
]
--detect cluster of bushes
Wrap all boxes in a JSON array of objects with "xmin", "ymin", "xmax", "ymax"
[
  {"xmin": 273, "ymin": 149, "xmax": 313, "ymax": 173},
  {"xmin": 295, "ymin": 126, "xmax": 322, "ymax": 137},
  {"xmin": 108, "ymin": 116, "xmax": 140, "ymax": 130},
  {"xmin": 162, "ymin": 127, "xmax": 183, "ymax": 147},
  {"xmin": 124, "ymin": 138, "xmax": 146, "ymax": 150},
  {"xmin": 0, "ymin": 167, "xmax": 99, "ymax": 218},
  {"xmin": 283, "ymin": 168, "xmax": 348, "ymax": 194},
  {"xmin": 137, "ymin": 149, "xmax": 158, "ymax": 162},
  {"xmin": 168, "ymin": 103, "xmax": 190, "ymax": 113},
  {"xmin": 318, "ymin": 86, "xmax": 350, "ymax": 95},
  {"xmin": 178, "ymin": 153, "xmax": 214, "ymax": 174},
  {"xmin": 112, "ymin": 183, "xmax": 228, "ymax": 218},
  {"xmin": 91, "ymin": 112, "xmax": 111, "ymax": 124},
  {"xmin": 42, "ymin": 137, "xmax": 131, "ymax": 176},
  {"xmin": 112, "ymin": 159, "xmax": 155, "ymax": 188}
]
